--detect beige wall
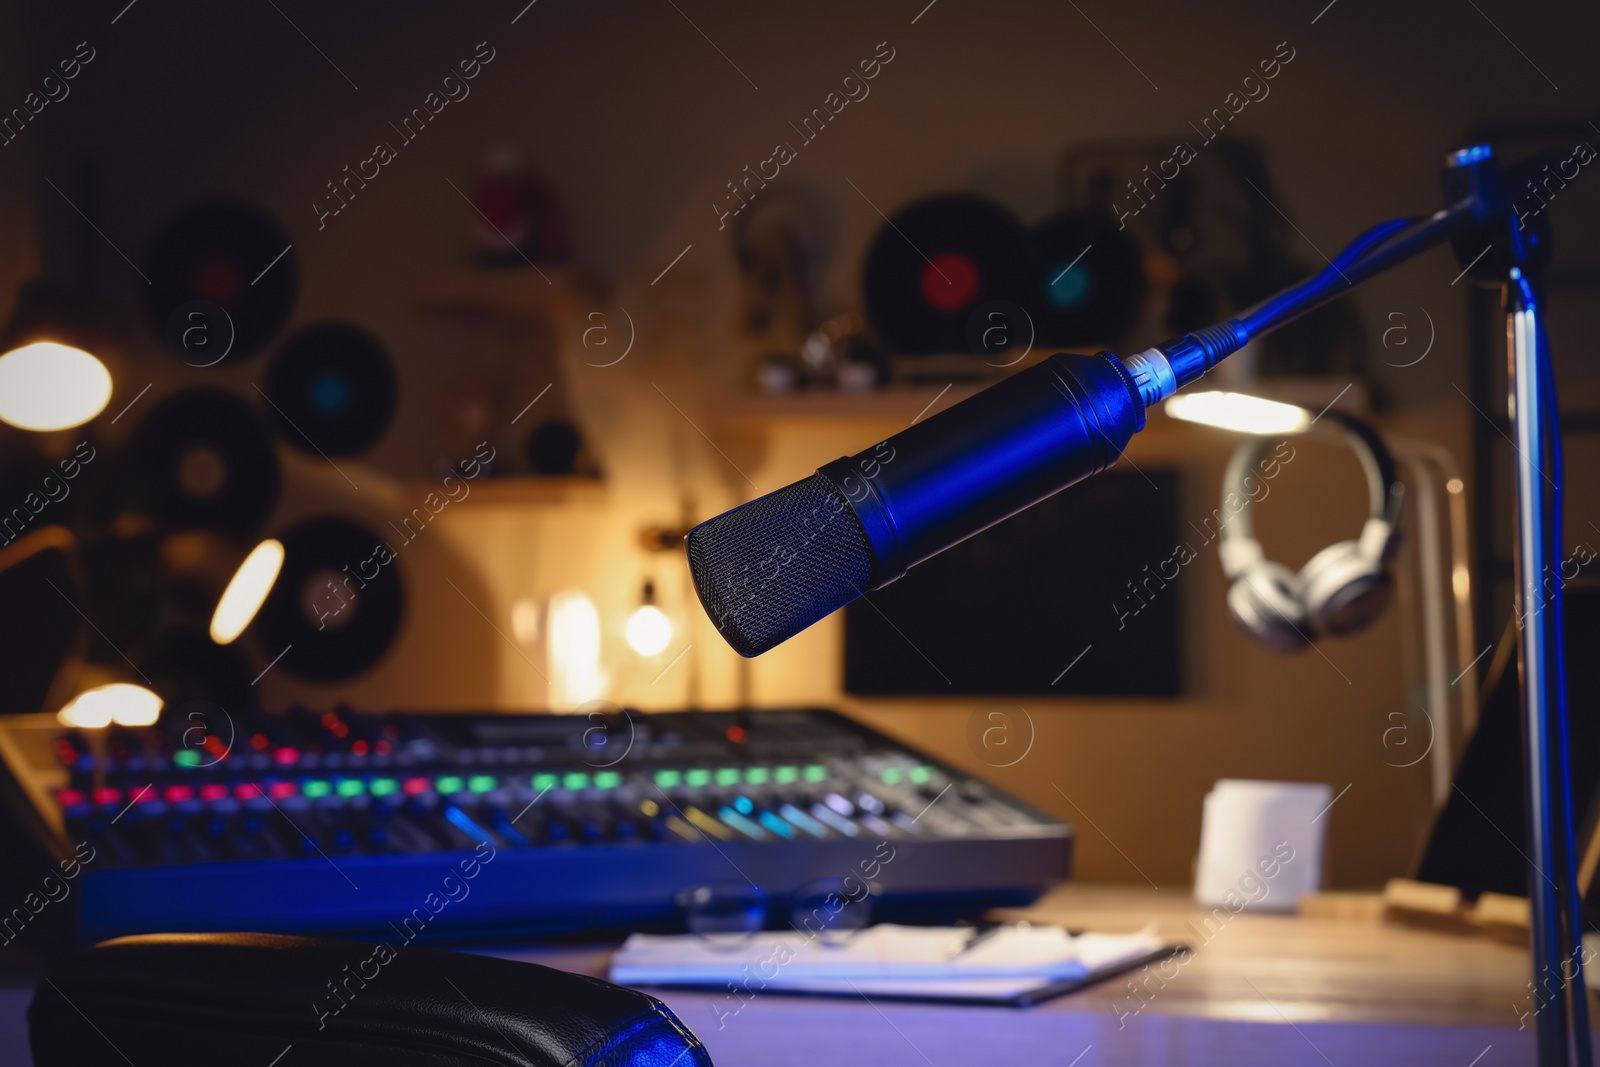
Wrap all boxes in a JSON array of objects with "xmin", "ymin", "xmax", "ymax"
[
  {"xmin": 222, "ymin": 1, "xmax": 1489, "ymax": 888},
  {"xmin": 21, "ymin": 0, "xmax": 1599, "ymax": 886}
]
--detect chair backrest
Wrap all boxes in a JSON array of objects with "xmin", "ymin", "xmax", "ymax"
[{"xmin": 30, "ymin": 931, "xmax": 715, "ymax": 1067}]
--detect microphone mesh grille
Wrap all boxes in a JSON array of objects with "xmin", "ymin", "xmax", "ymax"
[{"xmin": 686, "ymin": 473, "xmax": 875, "ymax": 657}]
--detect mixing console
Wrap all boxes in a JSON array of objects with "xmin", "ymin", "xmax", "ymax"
[{"xmin": 2, "ymin": 708, "xmax": 1072, "ymax": 943}]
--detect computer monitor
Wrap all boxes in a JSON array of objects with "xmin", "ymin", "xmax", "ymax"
[{"xmin": 844, "ymin": 468, "xmax": 1183, "ymax": 697}]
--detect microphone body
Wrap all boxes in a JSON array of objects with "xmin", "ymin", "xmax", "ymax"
[{"xmin": 686, "ymin": 351, "xmax": 1146, "ymax": 656}]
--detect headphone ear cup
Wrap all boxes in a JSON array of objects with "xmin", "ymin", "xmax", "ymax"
[
  {"xmin": 1300, "ymin": 540, "xmax": 1392, "ymax": 636},
  {"xmin": 1227, "ymin": 561, "xmax": 1309, "ymax": 652}
]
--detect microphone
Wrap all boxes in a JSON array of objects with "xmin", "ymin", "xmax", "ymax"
[{"xmin": 685, "ymin": 323, "xmax": 1247, "ymax": 657}]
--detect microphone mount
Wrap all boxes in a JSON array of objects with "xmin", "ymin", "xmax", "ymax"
[
  {"xmin": 1120, "ymin": 144, "xmax": 1553, "ymax": 409},
  {"xmin": 1121, "ymin": 143, "xmax": 1583, "ymax": 1067}
]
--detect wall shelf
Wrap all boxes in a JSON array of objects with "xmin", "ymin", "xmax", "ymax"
[
  {"xmin": 708, "ymin": 374, "xmax": 1368, "ymax": 427},
  {"xmin": 410, "ymin": 265, "xmax": 611, "ymax": 323},
  {"xmin": 708, "ymin": 384, "xmax": 985, "ymax": 426},
  {"xmin": 401, "ymin": 475, "xmax": 605, "ymax": 508}
]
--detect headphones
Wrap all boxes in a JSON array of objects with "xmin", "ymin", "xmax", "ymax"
[{"xmin": 1219, "ymin": 412, "xmax": 1404, "ymax": 651}]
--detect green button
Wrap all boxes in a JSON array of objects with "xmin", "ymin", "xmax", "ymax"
[
  {"xmin": 804, "ymin": 764, "xmax": 828, "ymax": 782},
  {"xmin": 336, "ymin": 779, "xmax": 365, "ymax": 797},
  {"xmin": 563, "ymin": 772, "xmax": 590, "ymax": 790},
  {"xmin": 745, "ymin": 767, "xmax": 769, "ymax": 785},
  {"xmin": 686, "ymin": 769, "xmax": 712, "ymax": 788},
  {"xmin": 173, "ymin": 750, "xmax": 201, "ymax": 768},
  {"xmin": 774, "ymin": 766, "xmax": 799, "ymax": 784},
  {"xmin": 910, "ymin": 765, "xmax": 933, "ymax": 784},
  {"xmin": 302, "ymin": 779, "xmax": 331, "ymax": 798},
  {"xmin": 533, "ymin": 773, "xmax": 559, "ymax": 791},
  {"xmin": 881, "ymin": 767, "xmax": 903, "ymax": 785},
  {"xmin": 655, "ymin": 770, "xmax": 682, "ymax": 789},
  {"xmin": 436, "ymin": 776, "xmax": 465, "ymax": 794},
  {"xmin": 595, "ymin": 771, "xmax": 622, "ymax": 789},
  {"xmin": 468, "ymin": 775, "xmax": 497, "ymax": 793},
  {"xmin": 370, "ymin": 778, "xmax": 399, "ymax": 796},
  {"xmin": 715, "ymin": 768, "xmax": 740, "ymax": 786}
]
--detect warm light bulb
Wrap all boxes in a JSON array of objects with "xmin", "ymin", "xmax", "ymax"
[
  {"xmin": 0, "ymin": 341, "xmax": 113, "ymax": 431},
  {"xmin": 57, "ymin": 683, "xmax": 163, "ymax": 729},
  {"xmin": 1163, "ymin": 391, "xmax": 1312, "ymax": 435},
  {"xmin": 210, "ymin": 539, "xmax": 285, "ymax": 644},
  {"xmin": 626, "ymin": 604, "xmax": 673, "ymax": 656}
]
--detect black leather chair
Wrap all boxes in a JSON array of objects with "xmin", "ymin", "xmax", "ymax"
[{"xmin": 29, "ymin": 932, "xmax": 713, "ymax": 1067}]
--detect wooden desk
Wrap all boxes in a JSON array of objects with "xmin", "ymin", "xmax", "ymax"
[
  {"xmin": 0, "ymin": 885, "xmax": 1554, "ymax": 1066},
  {"xmin": 488, "ymin": 885, "xmax": 1546, "ymax": 1066}
]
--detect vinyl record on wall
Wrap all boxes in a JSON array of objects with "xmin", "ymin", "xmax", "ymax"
[
  {"xmin": 264, "ymin": 322, "xmax": 397, "ymax": 457},
  {"xmin": 253, "ymin": 517, "xmax": 403, "ymax": 683},
  {"xmin": 862, "ymin": 195, "xmax": 1027, "ymax": 354},
  {"xmin": 80, "ymin": 530, "xmax": 164, "ymax": 656},
  {"xmin": 126, "ymin": 388, "xmax": 281, "ymax": 536},
  {"xmin": 1027, "ymin": 209, "xmax": 1146, "ymax": 348},
  {"xmin": 145, "ymin": 199, "xmax": 297, "ymax": 362}
]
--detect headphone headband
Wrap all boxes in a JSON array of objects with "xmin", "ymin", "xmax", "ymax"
[{"xmin": 1219, "ymin": 411, "xmax": 1402, "ymax": 578}]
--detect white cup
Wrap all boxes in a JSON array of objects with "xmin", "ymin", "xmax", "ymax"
[{"xmin": 1194, "ymin": 778, "xmax": 1333, "ymax": 913}]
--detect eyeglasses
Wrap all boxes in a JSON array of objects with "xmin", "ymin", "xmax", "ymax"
[{"xmin": 676, "ymin": 877, "xmax": 876, "ymax": 949}]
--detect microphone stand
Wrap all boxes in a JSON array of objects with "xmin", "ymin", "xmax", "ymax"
[
  {"xmin": 691, "ymin": 142, "xmax": 1589, "ymax": 1062},
  {"xmin": 1139, "ymin": 144, "xmax": 1588, "ymax": 1065}
]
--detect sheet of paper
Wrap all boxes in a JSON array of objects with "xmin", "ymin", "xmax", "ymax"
[
  {"xmin": 770, "ymin": 976, "xmax": 1052, "ymax": 1001},
  {"xmin": 609, "ymin": 923, "xmax": 1164, "ymax": 986}
]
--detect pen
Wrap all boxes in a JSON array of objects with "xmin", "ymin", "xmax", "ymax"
[{"xmin": 948, "ymin": 923, "xmax": 1006, "ymax": 960}]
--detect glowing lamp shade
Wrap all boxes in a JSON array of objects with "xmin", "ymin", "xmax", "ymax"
[
  {"xmin": 0, "ymin": 342, "xmax": 113, "ymax": 431},
  {"xmin": 626, "ymin": 604, "xmax": 673, "ymax": 656},
  {"xmin": 548, "ymin": 589, "xmax": 608, "ymax": 709},
  {"xmin": 210, "ymin": 538, "xmax": 285, "ymax": 644},
  {"xmin": 1163, "ymin": 391, "xmax": 1312, "ymax": 435},
  {"xmin": 57, "ymin": 683, "xmax": 163, "ymax": 729}
]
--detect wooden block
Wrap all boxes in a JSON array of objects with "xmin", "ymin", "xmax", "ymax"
[
  {"xmin": 1382, "ymin": 878, "xmax": 1473, "ymax": 934},
  {"xmin": 1471, "ymin": 892, "xmax": 1531, "ymax": 945},
  {"xmin": 1472, "ymin": 892, "xmax": 1531, "ymax": 928},
  {"xmin": 1383, "ymin": 878, "xmax": 1462, "ymax": 914},
  {"xmin": 1297, "ymin": 891, "xmax": 1386, "ymax": 922}
]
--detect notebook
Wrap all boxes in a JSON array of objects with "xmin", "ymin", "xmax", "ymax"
[{"xmin": 609, "ymin": 923, "xmax": 1184, "ymax": 1006}]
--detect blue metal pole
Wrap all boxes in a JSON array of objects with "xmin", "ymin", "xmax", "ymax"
[{"xmin": 1509, "ymin": 267, "xmax": 1590, "ymax": 1066}]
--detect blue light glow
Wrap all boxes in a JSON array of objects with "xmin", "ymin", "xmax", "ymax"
[
  {"xmin": 442, "ymin": 805, "xmax": 494, "ymax": 846},
  {"xmin": 576, "ymin": 1011, "xmax": 711, "ymax": 1066},
  {"xmin": 757, "ymin": 811, "xmax": 795, "ymax": 838}
]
